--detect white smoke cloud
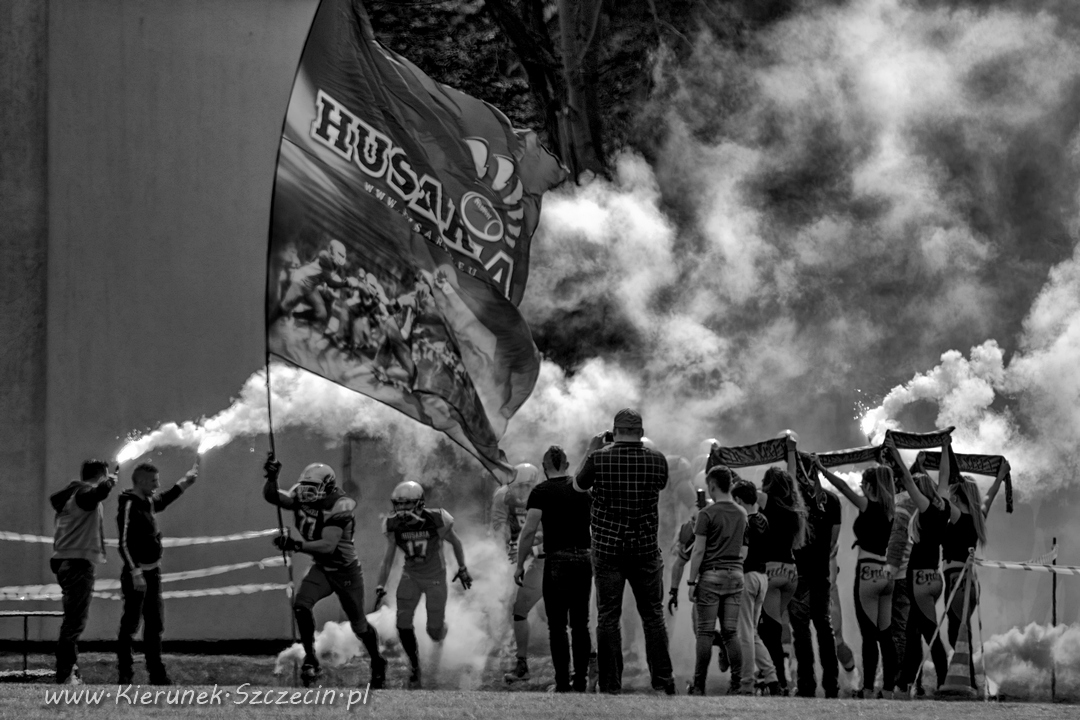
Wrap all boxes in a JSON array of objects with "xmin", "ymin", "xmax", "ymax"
[
  {"xmin": 274, "ymin": 534, "xmax": 521, "ymax": 689},
  {"xmin": 981, "ymin": 622, "xmax": 1080, "ymax": 701}
]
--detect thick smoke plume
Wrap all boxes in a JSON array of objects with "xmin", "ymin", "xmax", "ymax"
[{"xmin": 981, "ymin": 622, "xmax": 1080, "ymax": 701}]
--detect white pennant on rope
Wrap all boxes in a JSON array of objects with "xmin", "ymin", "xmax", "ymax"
[
  {"xmin": 0, "ymin": 528, "xmax": 278, "ymax": 547},
  {"xmin": 975, "ymin": 559, "xmax": 1078, "ymax": 575},
  {"xmin": 5, "ymin": 583, "xmax": 292, "ymax": 602},
  {"xmin": 0, "ymin": 556, "xmax": 288, "ymax": 600}
]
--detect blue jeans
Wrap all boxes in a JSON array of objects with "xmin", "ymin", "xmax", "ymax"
[
  {"xmin": 694, "ymin": 568, "xmax": 743, "ymax": 693},
  {"xmin": 593, "ymin": 551, "xmax": 673, "ymax": 693}
]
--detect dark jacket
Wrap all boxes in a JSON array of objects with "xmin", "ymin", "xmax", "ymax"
[{"xmin": 116, "ymin": 486, "xmax": 185, "ymax": 570}]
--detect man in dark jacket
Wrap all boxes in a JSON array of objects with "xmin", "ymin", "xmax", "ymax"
[
  {"xmin": 50, "ymin": 459, "xmax": 117, "ymax": 684},
  {"xmin": 116, "ymin": 461, "xmax": 198, "ymax": 685}
]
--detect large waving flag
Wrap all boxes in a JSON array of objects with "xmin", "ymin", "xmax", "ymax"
[{"xmin": 267, "ymin": 0, "xmax": 566, "ymax": 480}]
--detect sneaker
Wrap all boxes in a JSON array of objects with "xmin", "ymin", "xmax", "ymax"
[
  {"xmin": 149, "ymin": 675, "xmax": 173, "ymax": 686},
  {"xmin": 765, "ymin": 681, "xmax": 784, "ymax": 697},
  {"xmin": 686, "ymin": 682, "xmax": 703, "ymax": 696},
  {"xmin": 503, "ymin": 658, "xmax": 529, "ymax": 683},
  {"xmin": 369, "ymin": 657, "xmax": 387, "ymax": 689},
  {"xmin": 63, "ymin": 666, "xmax": 83, "ymax": 686},
  {"xmin": 300, "ymin": 662, "xmax": 322, "ymax": 688},
  {"xmin": 118, "ymin": 671, "xmax": 133, "ymax": 686},
  {"xmin": 407, "ymin": 664, "xmax": 421, "ymax": 690}
]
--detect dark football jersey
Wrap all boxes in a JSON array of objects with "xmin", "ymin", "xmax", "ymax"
[
  {"xmin": 293, "ymin": 493, "xmax": 358, "ymax": 571},
  {"xmin": 383, "ymin": 508, "xmax": 453, "ymax": 581}
]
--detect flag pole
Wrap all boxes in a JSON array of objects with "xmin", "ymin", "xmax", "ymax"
[
  {"xmin": 1051, "ymin": 537, "xmax": 1057, "ymax": 703},
  {"xmin": 266, "ymin": 354, "xmax": 298, "ymax": 683}
]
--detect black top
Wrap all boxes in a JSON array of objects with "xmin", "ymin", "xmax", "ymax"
[
  {"xmin": 760, "ymin": 501, "xmax": 799, "ymax": 564},
  {"xmin": 116, "ymin": 486, "xmax": 185, "ymax": 568},
  {"xmin": 743, "ymin": 512, "xmax": 770, "ymax": 574},
  {"xmin": 794, "ymin": 490, "xmax": 841, "ymax": 572},
  {"xmin": 942, "ymin": 511, "xmax": 978, "ymax": 563},
  {"xmin": 908, "ymin": 501, "xmax": 951, "ymax": 569},
  {"xmin": 527, "ymin": 478, "xmax": 592, "ymax": 553},
  {"xmin": 852, "ymin": 499, "xmax": 891, "ymax": 556}
]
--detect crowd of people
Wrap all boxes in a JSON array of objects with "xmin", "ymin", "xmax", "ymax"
[{"xmin": 47, "ymin": 408, "xmax": 1004, "ymax": 698}]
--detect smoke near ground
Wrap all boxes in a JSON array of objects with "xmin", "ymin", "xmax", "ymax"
[
  {"xmin": 274, "ymin": 535, "xmax": 520, "ymax": 689},
  {"xmin": 981, "ymin": 622, "xmax": 1080, "ymax": 701}
]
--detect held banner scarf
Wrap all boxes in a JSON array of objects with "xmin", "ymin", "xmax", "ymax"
[{"xmin": 267, "ymin": 0, "xmax": 566, "ymax": 481}]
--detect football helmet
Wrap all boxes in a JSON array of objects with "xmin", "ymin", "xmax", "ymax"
[
  {"xmin": 291, "ymin": 463, "xmax": 337, "ymax": 504},
  {"xmin": 506, "ymin": 463, "xmax": 540, "ymax": 506},
  {"xmin": 391, "ymin": 480, "xmax": 425, "ymax": 521},
  {"xmin": 329, "ymin": 239, "xmax": 347, "ymax": 267}
]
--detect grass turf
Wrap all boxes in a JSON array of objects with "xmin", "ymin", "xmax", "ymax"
[{"xmin": 5, "ymin": 683, "xmax": 1079, "ymax": 720}]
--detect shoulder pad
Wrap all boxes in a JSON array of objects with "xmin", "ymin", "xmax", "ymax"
[{"xmin": 328, "ymin": 496, "xmax": 356, "ymax": 516}]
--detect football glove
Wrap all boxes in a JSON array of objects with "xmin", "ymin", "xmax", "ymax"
[
  {"xmin": 454, "ymin": 566, "xmax": 473, "ymax": 590},
  {"xmin": 667, "ymin": 587, "xmax": 678, "ymax": 615},
  {"xmin": 272, "ymin": 533, "xmax": 302, "ymax": 553},
  {"xmin": 372, "ymin": 586, "xmax": 388, "ymax": 613},
  {"xmin": 264, "ymin": 454, "xmax": 282, "ymax": 483}
]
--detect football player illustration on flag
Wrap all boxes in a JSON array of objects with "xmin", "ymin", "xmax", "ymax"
[
  {"xmin": 262, "ymin": 455, "xmax": 386, "ymax": 689},
  {"xmin": 374, "ymin": 480, "xmax": 471, "ymax": 689}
]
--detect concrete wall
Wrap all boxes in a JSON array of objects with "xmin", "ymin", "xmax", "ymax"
[
  {"xmin": 0, "ymin": 0, "xmax": 50, "ymax": 614},
  {"xmin": 0, "ymin": 0, "xmax": 328, "ymax": 640}
]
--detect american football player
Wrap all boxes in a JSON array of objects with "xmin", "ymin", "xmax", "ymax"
[
  {"xmin": 373, "ymin": 481, "xmax": 470, "ymax": 689},
  {"xmin": 263, "ymin": 455, "xmax": 386, "ymax": 689}
]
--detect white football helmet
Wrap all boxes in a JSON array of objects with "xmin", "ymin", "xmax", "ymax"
[
  {"xmin": 506, "ymin": 463, "xmax": 540, "ymax": 506},
  {"xmin": 391, "ymin": 480, "xmax": 425, "ymax": 521},
  {"xmin": 329, "ymin": 239, "xmax": 347, "ymax": 267},
  {"xmin": 291, "ymin": 463, "xmax": 337, "ymax": 504}
]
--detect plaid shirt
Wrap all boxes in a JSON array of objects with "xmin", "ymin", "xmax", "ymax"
[{"xmin": 576, "ymin": 442, "xmax": 669, "ymax": 558}]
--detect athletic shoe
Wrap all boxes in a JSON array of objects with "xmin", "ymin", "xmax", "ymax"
[
  {"xmin": 62, "ymin": 666, "xmax": 83, "ymax": 686},
  {"xmin": 407, "ymin": 665, "xmax": 421, "ymax": 690},
  {"xmin": 686, "ymin": 682, "xmax": 703, "ymax": 696},
  {"xmin": 503, "ymin": 658, "xmax": 529, "ymax": 683},
  {"xmin": 117, "ymin": 671, "xmax": 133, "ymax": 686},
  {"xmin": 149, "ymin": 675, "xmax": 173, "ymax": 686},
  {"xmin": 300, "ymin": 662, "xmax": 322, "ymax": 688},
  {"xmin": 369, "ymin": 657, "xmax": 387, "ymax": 689}
]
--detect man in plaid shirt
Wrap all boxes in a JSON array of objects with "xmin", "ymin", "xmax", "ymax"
[{"xmin": 574, "ymin": 408, "xmax": 674, "ymax": 694}]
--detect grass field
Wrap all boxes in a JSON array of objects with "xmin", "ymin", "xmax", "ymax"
[
  {"xmin": 4, "ymin": 682, "xmax": 1079, "ymax": 720},
  {"xmin": 2, "ymin": 652, "xmax": 1074, "ymax": 719}
]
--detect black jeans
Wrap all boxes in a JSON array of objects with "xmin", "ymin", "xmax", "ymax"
[
  {"xmin": 118, "ymin": 568, "xmax": 166, "ymax": 681},
  {"xmin": 593, "ymin": 551, "xmax": 673, "ymax": 693},
  {"xmin": 544, "ymin": 549, "xmax": 593, "ymax": 691},
  {"xmin": 789, "ymin": 574, "xmax": 839, "ymax": 697},
  {"xmin": 51, "ymin": 559, "xmax": 95, "ymax": 682}
]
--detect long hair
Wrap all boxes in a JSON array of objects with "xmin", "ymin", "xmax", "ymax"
[
  {"xmin": 951, "ymin": 476, "xmax": 988, "ymax": 547},
  {"xmin": 909, "ymin": 472, "xmax": 940, "ymax": 544},
  {"xmin": 861, "ymin": 465, "xmax": 896, "ymax": 522},
  {"xmin": 763, "ymin": 466, "xmax": 808, "ymax": 550}
]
